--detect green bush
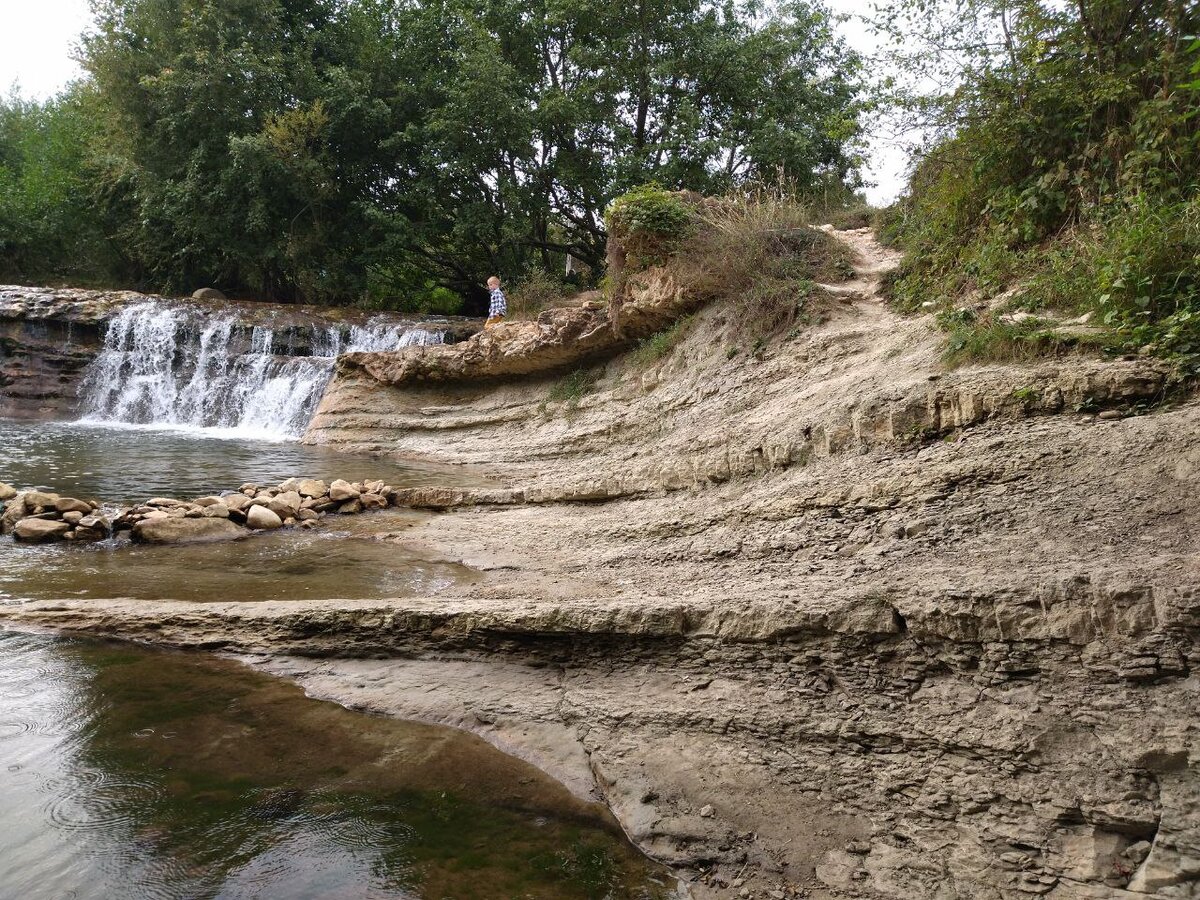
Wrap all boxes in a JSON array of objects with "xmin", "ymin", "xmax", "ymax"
[
  {"xmin": 605, "ymin": 184, "xmax": 695, "ymax": 268},
  {"xmin": 880, "ymin": 1, "xmax": 1200, "ymax": 371}
]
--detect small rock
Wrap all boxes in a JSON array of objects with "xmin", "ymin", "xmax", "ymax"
[
  {"xmin": 62, "ymin": 511, "xmax": 84, "ymax": 525},
  {"xmin": 193, "ymin": 496, "xmax": 224, "ymax": 507},
  {"xmin": 13, "ymin": 518, "xmax": 71, "ymax": 543},
  {"xmin": 246, "ymin": 505, "xmax": 284, "ymax": 530},
  {"xmin": 146, "ymin": 497, "xmax": 185, "ymax": 508},
  {"xmin": 337, "ymin": 499, "xmax": 363, "ymax": 515},
  {"xmin": 1098, "ymin": 409, "xmax": 1122, "ymax": 420},
  {"xmin": 202, "ymin": 504, "xmax": 231, "ymax": 518},
  {"xmin": 329, "ymin": 479, "xmax": 360, "ymax": 502},
  {"xmin": 361, "ymin": 492, "xmax": 388, "ymax": 510},
  {"xmin": 297, "ymin": 479, "xmax": 328, "ymax": 499},
  {"xmin": 297, "ymin": 508, "xmax": 319, "ymax": 522},
  {"xmin": 223, "ymin": 493, "xmax": 251, "ymax": 511},
  {"xmin": 699, "ymin": 805, "xmax": 715, "ymax": 818},
  {"xmin": 271, "ymin": 490, "xmax": 303, "ymax": 517}
]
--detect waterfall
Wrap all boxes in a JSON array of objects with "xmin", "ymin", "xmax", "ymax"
[{"xmin": 79, "ymin": 302, "xmax": 442, "ymax": 440}]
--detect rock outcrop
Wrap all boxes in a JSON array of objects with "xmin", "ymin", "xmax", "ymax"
[
  {"xmin": 335, "ymin": 266, "xmax": 696, "ymax": 386},
  {"xmin": 4, "ymin": 231, "xmax": 1197, "ymax": 899}
]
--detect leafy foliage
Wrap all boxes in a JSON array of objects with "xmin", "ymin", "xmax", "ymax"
[
  {"xmin": 0, "ymin": 0, "xmax": 866, "ymax": 312},
  {"xmin": 879, "ymin": 0, "xmax": 1200, "ymax": 369}
]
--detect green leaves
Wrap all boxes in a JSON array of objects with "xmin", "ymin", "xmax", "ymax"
[{"xmin": 2, "ymin": 0, "xmax": 865, "ymax": 310}]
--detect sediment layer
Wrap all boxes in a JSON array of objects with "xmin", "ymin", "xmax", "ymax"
[{"xmin": 4, "ymin": 231, "xmax": 1197, "ymax": 899}]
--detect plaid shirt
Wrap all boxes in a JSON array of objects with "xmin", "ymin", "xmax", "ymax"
[{"xmin": 488, "ymin": 287, "xmax": 507, "ymax": 318}]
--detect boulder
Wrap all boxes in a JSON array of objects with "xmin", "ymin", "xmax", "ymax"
[
  {"xmin": 192, "ymin": 287, "xmax": 226, "ymax": 301},
  {"xmin": 297, "ymin": 479, "xmax": 328, "ymax": 499},
  {"xmin": 364, "ymin": 480, "xmax": 386, "ymax": 495},
  {"xmin": 223, "ymin": 493, "xmax": 251, "ymax": 511},
  {"xmin": 1, "ymin": 494, "xmax": 29, "ymax": 533},
  {"xmin": 62, "ymin": 511, "xmax": 85, "ymax": 525},
  {"xmin": 132, "ymin": 516, "xmax": 246, "ymax": 544},
  {"xmin": 246, "ymin": 505, "xmax": 283, "ymax": 530},
  {"xmin": 0, "ymin": 483, "xmax": 16, "ymax": 501},
  {"xmin": 23, "ymin": 491, "xmax": 59, "ymax": 513},
  {"xmin": 13, "ymin": 518, "xmax": 71, "ymax": 543},
  {"xmin": 361, "ymin": 492, "xmax": 388, "ymax": 510},
  {"xmin": 201, "ymin": 504, "xmax": 231, "ymax": 518},
  {"xmin": 329, "ymin": 479, "xmax": 359, "ymax": 502},
  {"xmin": 146, "ymin": 497, "xmax": 186, "ymax": 508},
  {"xmin": 297, "ymin": 508, "xmax": 319, "ymax": 522},
  {"xmin": 77, "ymin": 514, "xmax": 109, "ymax": 531},
  {"xmin": 337, "ymin": 499, "xmax": 363, "ymax": 514},
  {"xmin": 53, "ymin": 497, "xmax": 94, "ymax": 515},
  {"xmin": 193, "ymin": 496, "xmax": 223, "ymax": 507},
  {"xmin": 268, "ymin": 490, "xmax": 303, "ymax": 518}
]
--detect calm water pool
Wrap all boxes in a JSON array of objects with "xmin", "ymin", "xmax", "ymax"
[
  {"xmin": 0, "ymin": 630, "xmax": 675, "ymax": 899},
  {"xmin": 0, "ymin": 418, "xmax": 477, "ymax": 505},
  {"xmin": 0, "ymin": 418, "xmax": 481, "ymax": 604}
]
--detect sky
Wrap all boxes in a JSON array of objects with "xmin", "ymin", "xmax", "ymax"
[{"xmin": 0, "ymin": 0, "xmax": 910, "ymax": 204}]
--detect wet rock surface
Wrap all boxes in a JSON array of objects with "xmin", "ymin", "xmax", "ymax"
[
  {"xmin": 0, "ymin": 285, "xmax": 481, "ymax": 419},
  {"xmin": 4, "ymin": 232, "xmax": 1198, "ymax": 899}
]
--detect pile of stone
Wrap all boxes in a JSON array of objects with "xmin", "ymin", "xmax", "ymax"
[
  {"xmin": 0, "ymin": 484, "xmax": 110, "ymax": 544},
  {"xmin": 0, "ymin": 477, "xmax": 408, "ymax": 546}
]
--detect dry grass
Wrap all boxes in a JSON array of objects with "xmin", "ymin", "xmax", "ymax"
[
  {"xmin": 670, "ymin": 188, "xmax": 853, "ymax": 337},
  {"xmin": 506, "ymin": 269, "xmax": 572, "ymax": 320}
]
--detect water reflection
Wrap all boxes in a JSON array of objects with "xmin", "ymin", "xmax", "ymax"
[
  {"xmin": 0, "ymin": 519, "xmax": 471, "ymax": 603},
  {"xmin": 0, "ymin": 631, "xmax": 674, "ymax": 899},
  {"xmin": 0, "ymin": 418, "xmax": 480, "ymax": 505}
]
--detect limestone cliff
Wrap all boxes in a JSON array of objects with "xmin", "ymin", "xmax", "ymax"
[{"xmin": 4, "ymin": 232, "xmax": 1197, "ymax": 899}]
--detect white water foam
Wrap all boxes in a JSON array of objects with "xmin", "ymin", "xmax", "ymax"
[{"xmin": 79, "ymin": 302, "xmax": 442, "ymax": 440}]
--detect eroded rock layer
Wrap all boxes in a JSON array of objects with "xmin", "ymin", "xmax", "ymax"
[{"xmin": 4, "ymin": 232, "xmax": 1197, "ymax": 899}]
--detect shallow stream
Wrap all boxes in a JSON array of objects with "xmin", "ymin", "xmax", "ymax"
[
  {"xmin": 0, "ymin": 631, "xmax": 672, "ymax": 899},
  {"xmin": 0, "ymin": 418, "xmax": 673, "ymax": 897},
  {"xmin": 0, "ymin": 419, "xmax": 477, "ymax": 604}
]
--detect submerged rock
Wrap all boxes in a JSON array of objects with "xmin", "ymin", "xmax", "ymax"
[{"xmin": 132, "ymin": 516, "xmax": 246, "ymax": 544}]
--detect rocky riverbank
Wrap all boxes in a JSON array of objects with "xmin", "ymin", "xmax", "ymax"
[
  {"xmin": 0, "ymin": 475, "xmax": 443, "ymax": 545},
  {"xmin": 2, "ymin": 229, "xmax": 1197, "ymax": 899}
]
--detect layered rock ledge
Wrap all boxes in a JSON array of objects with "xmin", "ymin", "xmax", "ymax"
[{"xmin": 3, "ymin": 231, "xmax": 1197, "ymax": 899}]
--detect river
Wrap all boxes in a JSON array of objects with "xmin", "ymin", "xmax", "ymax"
[{"xmin": 0, "ymin": 418, "xmax": 675, "ymax": 899}]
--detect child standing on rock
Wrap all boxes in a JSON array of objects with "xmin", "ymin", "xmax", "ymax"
[{"xmin": 486, "ymin": 276, "xmax": 507, "ymax": 328}]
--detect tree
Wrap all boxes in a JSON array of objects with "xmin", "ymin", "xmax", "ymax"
[{"xmin": 12, "ymin": 0, "xmax": 867, "ymax": 309}]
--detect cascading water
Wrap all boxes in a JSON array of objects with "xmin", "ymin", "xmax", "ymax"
[{"xmin": 79, "ymin": 302, "xmax": 442, "ymax": 440}]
